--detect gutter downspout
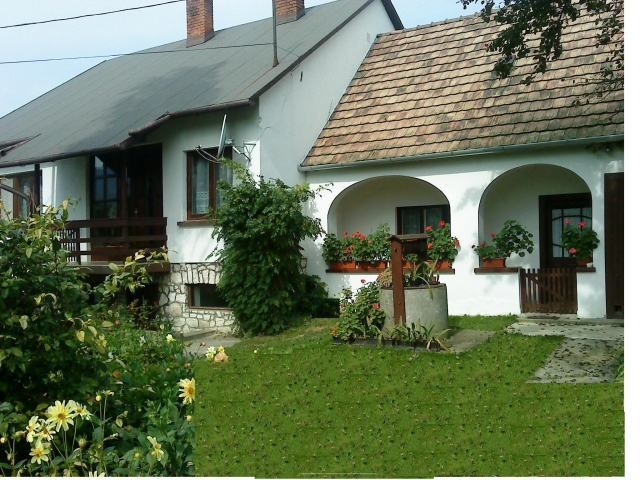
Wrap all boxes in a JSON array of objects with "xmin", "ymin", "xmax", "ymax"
[{"xmin": 297, "ymin": 134, "xmax": 624, "ymax": 172}]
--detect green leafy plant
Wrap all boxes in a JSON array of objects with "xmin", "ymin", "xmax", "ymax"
[
  {"xmin": 209, "ymin": 160, "xmax": 326, "ymax": 335},
  {"xmin": 473, "ymin": 220, "xmax": 534, "ymax": 259},
  {"xmin": 560, "ymin": 219, "xmax": 600, "ymax": 260},
  {"xmin": 424, "ymin": 221, "xmax": 460, "ymax": 264},
  {"xmin": 322, "ymin": 224, "xmax": 391, "ymax": 264},
  {"xmin": 332, "ymin": 282, "xmax": 386, "ymax": 341}
]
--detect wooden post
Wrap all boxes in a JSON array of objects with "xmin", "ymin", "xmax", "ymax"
[{"xmin": 390, "ymin": 236, "xmax": 405, "ymax": 326}]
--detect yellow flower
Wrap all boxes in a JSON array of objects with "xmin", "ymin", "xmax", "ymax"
[
  {"xmin": 147, "ymin": 436, "xmax": 164, "ymax": 461},
  {"xmin": 45, "ymin": 400, "xmax": 75, "ymax": 432},
  {"xmin": 178, "ymin": 378, "xmax": 196, "ymax": 404},
  {"xmin": 217, "ymin": 345, "xmax": 225, "ymax": 353},
  {"xmin": 166, "ymin": 334, "xmax": 175, "ymax": 343},
  {"xmin": 214, "ymin": 351, "xmax": 228, "ymax": 363},
  {"xmin": 0, "ymin": 436, "xmax": 7, "ymax": 444},
  {"xmin": 95, "ymin": 395, "xmax": 102, "ymax": 402},
  {"xmin": 36, "ymin": 420, "xmax": 54, "ymax": 441},
  {"xmin": 88, "ymin": 471, "xmax": 106, "ymax": 477},
  {"xmin": 30, "ymin": 441, "xmax": 50, "ymax": 464},
  {"xmin": 25, "ymin": 416, "xmax": 41, "ymax": 443},
  {"xmin": 186, "ymin": 415, "xmax": 192, "ymax": 422},
  {"xmin": 254, "ymin": 349, "xmax": 258, "ymax": 354}
]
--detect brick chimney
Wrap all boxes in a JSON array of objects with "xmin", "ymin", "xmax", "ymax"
[
  {"xmin": 275, "ymin": 0, "xmax": 305, "ymax": 25},
  {"xmin": 186, "ymin": 0, "xmax": 214, "ymax": 47}
]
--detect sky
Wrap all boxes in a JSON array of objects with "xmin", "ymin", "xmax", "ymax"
[{"xmin": 0, "ymin": 0, "xmax": 483, "ymax": 118}]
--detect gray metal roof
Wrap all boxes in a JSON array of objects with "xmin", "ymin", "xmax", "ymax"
[{"xmin": 0, "ymin": 0, "xmax": 402, "ymax": 167}]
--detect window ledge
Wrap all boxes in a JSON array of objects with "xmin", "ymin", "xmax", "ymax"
[
  {"xmin": 474, "ymin": 267, "xmax": 519, "ymax": 274},
  {"xmin": 577, "ymin": 267, "xmax": 596, "ymax": 273},
  {"xmin": 177, "ymin": 219, "xmax": 217, "ymax": 227},
  {"xmin": 326, "ymin": 267, "xmax": 455, "ymax": 274}
]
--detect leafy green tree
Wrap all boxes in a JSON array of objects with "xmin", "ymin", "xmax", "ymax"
[
  {"xmin": 210, "ymin": 161, "xmax": 326, "ymax": 335},
  {"xmin": 461, "ymin": 0, "xmax": 623, "ymax": 97},
  {"xmin": 0, "ymin": 200, "xmax": 166, "ymax": 411}
]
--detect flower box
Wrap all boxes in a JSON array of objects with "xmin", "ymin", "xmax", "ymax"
[
  {"xmin": 328, "ymin": 260, "xmax": 388, "ymax": 272},
  {"xmin": 481, "ymin": 257, "xmax": 506, "ymax": 268}
]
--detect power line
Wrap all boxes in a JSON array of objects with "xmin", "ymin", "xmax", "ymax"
[
  {"xmin": 0, "ymin": 0, "xmax": 185, "ymax": 29},
  {"xmin": 0, "ymin": 44, "xmax": 298, "ymax": 65}
]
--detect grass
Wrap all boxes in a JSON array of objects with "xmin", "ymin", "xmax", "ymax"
[
  {"xmin": 449, "ymin": 314, "xmax": 518, "ymax": 331},
  {"xmin": 195, "ymin": 317, "xmax": 624, "ymax": 477}
]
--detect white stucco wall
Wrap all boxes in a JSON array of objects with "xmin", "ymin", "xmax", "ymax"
[
  {"xmin": 304, "ymin": 142, "xmax": 624, "ymax": 319},
  {"xmin": 258, "ymin": 0, "xmax": 396, "ymax": 187},
  {"xmin": 0, "ymin": 158, "xmax": 88, "ymax": 220},
  {"xmin": 145, "ymin": 109, "xmax": 260, "ymax": 264}
]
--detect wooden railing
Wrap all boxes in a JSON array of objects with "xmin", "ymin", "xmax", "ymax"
[{"xmin": 60, "ymin": 217, "xmax": 167, "ymax": 264}]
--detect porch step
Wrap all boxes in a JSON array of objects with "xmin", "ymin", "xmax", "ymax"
[{"xmin": 516, "ymin": 314, "xmax": 623, "ymax": 326}]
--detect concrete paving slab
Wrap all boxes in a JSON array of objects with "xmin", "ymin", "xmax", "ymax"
[
  {"xmin": 184, "ymin": 335, "xmax": 242, "ymax": 357},
  {"xmin": 443, "ymin": 329, "xmax": 496, "ymax": 354},
  {"xmin": 505, "ymin": 322, "xmax": 623, "ymax": 341},
  {"xmin": 527, "ymin": 338, "xmax": 622, "ymax": 383}
]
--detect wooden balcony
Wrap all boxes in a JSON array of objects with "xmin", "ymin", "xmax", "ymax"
[{"xmin": 60, "ymin": 217, "xmax": 168, "ymax": 271}]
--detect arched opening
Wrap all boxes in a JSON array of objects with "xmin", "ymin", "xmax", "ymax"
[
  {"xmin": 328, "ymin": 176, "xmax": 451, "ymax": 236},
  {"xmin": 479, "ymin": 164, "xmax": 591, "ymax": 268}
]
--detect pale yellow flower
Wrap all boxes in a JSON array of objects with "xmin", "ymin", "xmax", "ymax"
[
  {"xmin": 178, "ymin": 378, "xmax": 196, "ymax": 404},
  {"xmin": 186, "ymin": 415, "xmax": 192, "ymax": 422},
  {"xmin": 147, "ymin": 436, "xmax": 164, "ymax": 461},
  {"xmin": 29, "ymin": 441, "xmax": 50, "ymax": 464},
  {"xmin": 217, "ymin": 345, "xmax": 225, "ymax": 353},
  {"xmin": 25, "ymin": 416, "xmax": 41, "ymax": 443},
  {"xmin": 95, "ymin": 395, "xmax": 102, "ymax": 402},
  {"xmin": 36, "ymin": 420, "xmax": 54, "ymax": 441},
  {"xmin": 205, "ymin": 346, "xmax": 216, "ymax": 361},
  {"xmin": 214, "ymin": 351, "xmax": 228, "ymax": 363},
  {"xmin": 166, "ymin": 334, "xmax": 175, "ymax": 343},
  {"xmin": 45, "ymin": 400, "xmax": 75, "ymax": 432},
  {"xmin": 88, "ymin": 471, "xmax": 106, "ymax": 477}
]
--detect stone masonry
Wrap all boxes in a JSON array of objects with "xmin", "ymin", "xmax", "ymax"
[{"xmin": 157, "ymin": 263, "xmax": 235, "ymax": 335}]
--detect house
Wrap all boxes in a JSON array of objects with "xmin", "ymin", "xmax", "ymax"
[
  {"xmin": 0, "ymin": 0, "xmax": 403, "ymax": 333},
  {"xmin": 300, "ymin": 10, "xmax": 623, "ymax": 319}
]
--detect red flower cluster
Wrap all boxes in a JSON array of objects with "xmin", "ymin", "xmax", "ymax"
[
  {"xmin": 568, "ymin": 247, "xmax": 577, "ymax": 255},
  {"xmin": 361, "ymin": 279, "xmax": 366, "ymax": 284},
  {"xmin": 564, "ymin": 218, "xmax": 571, "ymax": 225},
  {"xmin": 454, "ymin": 239, "xmax": 460, "ymax": 246},
  {"xmin": 439, "ymin": 220, "xmax": 446, "ymax": 227},
  {"xmin": 427, "ymin": 243, "xmax": 433, "ymax": 249},
  {"xmin": 490, "ymin": 233, "xmax": 496, "ymax": 238},
  {"xmin": 425, "ymin": 226, "xmax": 432, "ymax": 231},
  {"xmin": 577, "ymin": 221, "xmax": 586, "ymax": 228},
  {"xmin": 373, "ymin": 303, "xmax": 380, "ymax": 309}
]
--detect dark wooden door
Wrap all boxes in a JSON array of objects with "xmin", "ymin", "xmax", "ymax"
[{"xmin": 605, "ymin": 173, "xmax": 624, "ymax": 318}]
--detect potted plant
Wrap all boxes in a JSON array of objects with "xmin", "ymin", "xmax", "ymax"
[
  {"xmin": 560, "ymin": 219, "xmax": 600, "ymax": 266},
  {"xmin": 322, "ymin": 224, "xmax": 391, "ymax": 271},
  {"xmin": 424, "ymin": 220, "xmax": 460, "ymax": 269},
  {"xmin": 473, "ymin": 220, "xmax": 534, "ymax": 267}
]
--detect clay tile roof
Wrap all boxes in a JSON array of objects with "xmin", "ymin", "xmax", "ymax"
[{"xmin": 303, "ymin": 10, "xmax": 623, "ymax": 167}]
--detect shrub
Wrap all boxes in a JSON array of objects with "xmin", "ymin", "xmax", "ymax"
[
  {"xmin": 210, "ymin": 161, "xmax": 325, "ymax": 335},
  {"xmin": 322, "ymin": 224, "xmax": 391, "ymax": 264},
  {"xmin": 560, "ymin": 219, "xmax": 600, "ymax": 260},
  {"xmin": 333, "ymin": 282, "xmax": 385, "ymax": 340},
  {"xmin": 473, "ymin": 220, "xmax": 534, "ymax": 259}
]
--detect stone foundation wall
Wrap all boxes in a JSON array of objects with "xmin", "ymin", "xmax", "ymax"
[{"xmin": 157, "ymin": 263, "xmax": 235, "ymax": 335}]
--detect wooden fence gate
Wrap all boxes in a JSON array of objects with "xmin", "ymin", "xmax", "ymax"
[{"xmin": 519, "ymin": 268, "xmax": 578, "ymax": 314}]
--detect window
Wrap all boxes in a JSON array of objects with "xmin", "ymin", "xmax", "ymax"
[
  {"xmin": 188, "ymin": 284, "xmax": 229, "ymax": 308},
  {"xmin": 91, "ymin": 154, "xmax": 121, "ymax": 219},
  {"xmin": 186, "ymin": 148, "xmax": 233, "ymax": 219},
  {"xmin": 396, "ymin": 205, "xmax": 450, "ymax": 234},
  {"xmin": 539, "ymin": 193, "xmax": 592, "ymax": 267},
  {"xmin": 1, "ymin": 174, "xmax": 35, "ymax": 218}
]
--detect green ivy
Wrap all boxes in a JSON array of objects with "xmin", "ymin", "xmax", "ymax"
[{"xmin": 209, "ymin": 161, "xmax": 327, "ymax": 335}]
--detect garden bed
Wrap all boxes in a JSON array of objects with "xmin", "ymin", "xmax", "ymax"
[{"xmin": 331, "ymin": 328, "xmax": 459, "ymax": 351}]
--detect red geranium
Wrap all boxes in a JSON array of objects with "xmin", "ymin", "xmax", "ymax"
[
  {"xmin": 359, "ymin": 234, "xmax": 366, "ymax": 239},
  {"xmin": 454, "ymin": 239, "xmax": 460, "ymax": 246},
  {"xmin": 373, "ymin": 303, "xmax": 380, "ymax": 309},
  {"xmin": 439, "ymin": 220, "xmax": 446, "ymax": 227},
  {"xmin": 568, "ymin": 247, "xmax": 577, "ymax": 255},
  {"xmin": 577, "ymin": 221, "xmax": 586, "ymax": 228},
  {"xmin": 361, "ymin": 279, "xmax": 366, "ymax": 283},
  {"xmin": 427, "ymin": 243, "xmax": 433, "ymax": 249},
  {"xmin": 343, "ymin": 249, "xmax": 350, "ymax": 254},
  {"xmin": 343, "ymin": 231, "xmax": 348, "ymax": 237},
  {"xmin": 490, "ymin": 233, "xmax": 496, "ymax": 238},
  {"xmin": 471, "ymin": 244, "xmax": 475, "ymax": 249},
  {"xmin": 564, "ymin": 218, "xmax": 570, "ymax": 224},
  {"xmin": 426, "ymin": 225, "xmax": 432, "ymax": 231}
]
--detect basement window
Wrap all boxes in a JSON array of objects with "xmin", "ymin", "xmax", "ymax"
[{"xmin": 188, "ymin": 284, "xmax": 229, "ymax": 309}]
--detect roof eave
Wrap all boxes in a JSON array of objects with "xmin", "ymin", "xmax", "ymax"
[{"xmin": 298, "ymin": 134, "xmax": 624, "ymax": 171}]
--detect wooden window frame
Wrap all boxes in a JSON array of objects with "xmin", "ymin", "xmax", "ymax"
[
  {"xmin": 539, "ymin": 193, "xmax": 592, "ymax": 268},
  {"xmin": 187, "ymin": 284, "xmax": 230, "ymax": 309},
  {"xmin": 186, "ymin": 147, "xmax": 231, "ymax": 220},
  {"xmin": 396, "ymin": 204, "xmax": 451, "ymax": 234},
  {"xmin": 7, "ymin": 173, "xmax": 35, "ymax": 219}
]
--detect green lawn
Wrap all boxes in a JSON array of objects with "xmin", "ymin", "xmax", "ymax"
[{"xmin": 195, "ymin": 318, "xmax": 624, "ymax": 477}]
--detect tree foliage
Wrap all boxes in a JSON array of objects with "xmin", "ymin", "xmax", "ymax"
[
  {"xmin": 461, "ymin": 0, "xmax": 623, "ymax": 96},
  {"xmin": 0, "ymin": 200, "xmax": 167, "ymax": 411},
  {"xmin": 210, "ymin": 161, "xmax": 327, "ymax": 335}
]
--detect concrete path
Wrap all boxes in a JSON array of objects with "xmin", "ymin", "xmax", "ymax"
[
  {"xmin": 444, "ymin": 329, "xmax": 496, "ymax": 354},
  {"xmin": 181, "ymin": 330, "xmax": 242, "ymax": 357},
  {"xmin": 505, "ymin": 320, "xmax": 624, "ymax": 383}
]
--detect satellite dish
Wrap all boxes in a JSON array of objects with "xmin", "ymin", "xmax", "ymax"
[{"xmin": 217, "ymin": 115, "xmax": 227, "ymax": 158}]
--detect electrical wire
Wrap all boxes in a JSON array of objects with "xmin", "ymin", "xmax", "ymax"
[
  {"xmin": 0, "ymin": 0, "xmax": 185, "ymax": 29},
  {"xmin": 0, "ymin": 43, "xmax": 275, "ymax": 65}
]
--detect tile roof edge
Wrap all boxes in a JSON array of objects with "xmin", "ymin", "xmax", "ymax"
[{"xmin": 299, "ymin": 134, "xmax": 623, "ymax": 170}]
